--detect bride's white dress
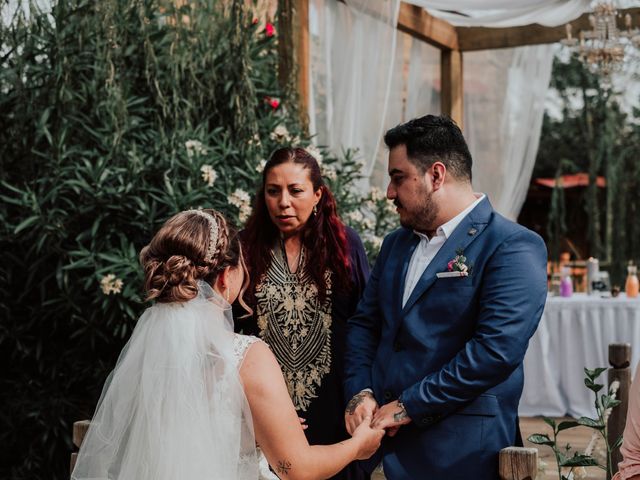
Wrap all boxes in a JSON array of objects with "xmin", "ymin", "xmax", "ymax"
[{"xmin": 72, "ymin": 282, "xmax": 275, "ymax": 480}]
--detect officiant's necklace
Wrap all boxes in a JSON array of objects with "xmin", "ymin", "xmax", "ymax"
[{"xmin": 281, "ymin": 237, "xmax": 303, "ymax": 274}]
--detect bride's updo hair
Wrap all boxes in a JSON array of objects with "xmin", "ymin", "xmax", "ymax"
[{"xmin": 140, "ymin": 209, "xmax": 247, "ymax": 304}]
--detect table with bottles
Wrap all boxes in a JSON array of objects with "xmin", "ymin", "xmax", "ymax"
[{"xmin": 519, "ymin": 293, "xmax": 640, "ymax": 418}]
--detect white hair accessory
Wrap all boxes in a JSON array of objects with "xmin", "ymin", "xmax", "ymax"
[{"xmin": 187, "ymin": 209, "xmax": 220, "ymax": 263}]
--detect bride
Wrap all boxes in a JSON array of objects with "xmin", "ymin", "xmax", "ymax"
[{"xmin": 71, "ymin": 209, "xmax": 383, "ymax": 480}]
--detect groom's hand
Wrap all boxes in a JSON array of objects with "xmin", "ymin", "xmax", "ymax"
[
  {"xmin": 345, "ymin": 390, "xmax": 378, "ymax": 435},
  {"xmin": 371, "ymin": 400, "xmax": 411, "ymax": 437}
]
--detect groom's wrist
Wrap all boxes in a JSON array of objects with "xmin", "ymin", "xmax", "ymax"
[{"xmin": 345, "ymin": 389, "xmax": 376, "ymax": 415}]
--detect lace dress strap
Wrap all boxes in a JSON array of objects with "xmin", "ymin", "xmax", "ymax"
[{"xmin": 232, "ymin": 334, "xmax": 260, "ymax": 370}]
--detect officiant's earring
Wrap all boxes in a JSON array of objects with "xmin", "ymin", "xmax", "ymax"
[{"xmin": 312, "ymin": 204, "xmax": 318, "ymax": 216}]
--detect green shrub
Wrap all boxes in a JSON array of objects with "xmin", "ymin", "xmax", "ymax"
[{"xmin": 0, "ymin": 1, "xmax": 396, "ymax": 477}]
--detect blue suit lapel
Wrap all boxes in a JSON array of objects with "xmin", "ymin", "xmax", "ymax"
[{"xmin": 400, "ymin": 197, "xmax": 493, "ymax": 316}]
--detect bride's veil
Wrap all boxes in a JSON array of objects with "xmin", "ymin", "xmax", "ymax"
[{"xmin": 72, "ymin": 281, "xmax": 258, "ymax": 479}]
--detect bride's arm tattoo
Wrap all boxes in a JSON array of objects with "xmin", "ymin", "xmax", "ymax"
[
  {"xmin": 345, "ymin": 390, "xmax": 374, "ymax": 415},
  {"xmin": 276, "ymin": 460, "xmax": 292, "ymax": 475}
]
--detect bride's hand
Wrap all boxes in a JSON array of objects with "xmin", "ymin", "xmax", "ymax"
[{"xmin": 351, "ymin": 415, "xmax": 384, "ymax": 460}]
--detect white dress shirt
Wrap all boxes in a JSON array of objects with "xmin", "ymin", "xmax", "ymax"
[{"xmin": 402, "ymin": 194, "xmax": 485, "ymax": 307}]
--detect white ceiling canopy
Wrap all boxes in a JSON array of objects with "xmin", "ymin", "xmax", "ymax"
[{"xmin": 403, "ymin": 0, "xmax": 594, "ymax": 27}]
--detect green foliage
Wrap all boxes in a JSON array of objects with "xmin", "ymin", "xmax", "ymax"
[
  {"xmin": 536, "ymin": 54, "xmax": 640, "ymax": 278},
  {"xmin": 528, "ymin": 367, "xmax": 622, "ymax": 479},
  {"xmin": 0, "ymin": 1, "xmax": 396, "ymax": 478}
]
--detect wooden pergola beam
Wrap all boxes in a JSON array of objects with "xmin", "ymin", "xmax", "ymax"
[
  {"xmin": 397, "ymin": 3, "xmax": 459, "ymax": 51},
  {"xmin": 456, "ymin": 7, "xmax": 640, "ymax": 52},
  {"xmin": 394, "ymin": 3, "xmax": 463, "ymax": 126},
  {"xmin": 295, "ymin": 0, "xmax": 310, "ymax": 125},
  {"xmin": 441, "ymin": 49, "xmax": 463, "ymax": 130}
]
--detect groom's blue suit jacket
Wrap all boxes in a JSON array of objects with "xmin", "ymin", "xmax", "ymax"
[{"xmin": 345, "ymin": 197, "xmax": 547, "ymax": 480}]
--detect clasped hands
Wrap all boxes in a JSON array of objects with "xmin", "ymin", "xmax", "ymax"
[{"xmin": 344, "ymin": 391, "xmax": 411, "ymax": 438}]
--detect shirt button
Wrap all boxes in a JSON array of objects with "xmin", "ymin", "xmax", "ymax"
[{"xmin": 384, "ymin": 390, "xmax": 392, "ymax": 400}]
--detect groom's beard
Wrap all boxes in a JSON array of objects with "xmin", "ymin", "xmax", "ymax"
[{"xmin": 396, "ymin": 189, "xmax": 438, "ymax": 234}]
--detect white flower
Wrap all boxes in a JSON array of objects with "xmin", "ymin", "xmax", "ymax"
[
  {"xmin": 305, "ymin": 144, "xmax": 323, "ymax": 165},
  {"xmin": 322, "ymin": 164, "xmax": 337, "ymax": 180},
  {"xmin": 362, "ymin": 218, "xmax": 376, "ymax": 231},
  {"xmin": 369, "ymin": 186, "xmax": 385, "ymax": 202},
  {"xmin": 292, "ymin": 135, "xmax": 301, "ymax": 145},
  {"xmin": 200, "ymin": 165, "xmax": 218, "ymax": 187},
  {"xmin": 346, "ymin": 210, "xmax": 364, "ymax": 223},
  {"xmin": 365, "ymin": 200, "xmax": 376, "ymax": 211},
  {"xmin": 185, "ymin": 139, "xmax": 206, "ymax": 158},
  {"xmin": 603, "ymin": 380, "xmax": 620, "ymax": 424},
  {"xmin": 248, "ymin": 133, "xmax": 261, "ymax": 147},
  {"xmin": 239, "ymin": 204, "xmax": 252, "ymax": 223},
  {"xmin": 255, "ymin": 159, "xmax": 267, "ymax": 173},
  {"xmin": 100, "ymin": 274, "xmax": 123, "ymax": 295},
  {"xmin": 269, "ymin": 124, "xmax": 291, "ymax": 142},
  {"xmin": 584, "ymin": 431, "xmax": 599, "ymax": 456},
  {"xmin": 229, "ymin": 188, "xmax": 251, "ymax": 209},
  {"xmin": 229, "ymin": 188, "xmax": 253, "ymax": 223},
  {"xmin": 368, "ymin": 235, "xmax": 383, "ymax": 251}
]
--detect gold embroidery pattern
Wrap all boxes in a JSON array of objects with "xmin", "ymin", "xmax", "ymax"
[{"xmin": 255, "ymin": 245, "xmax": 332, "ymax": 411}]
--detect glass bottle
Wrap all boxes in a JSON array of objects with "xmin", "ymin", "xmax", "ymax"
[
  {"xmin": 625, "ymin": 263, "xmax": 639, "ymax": 298},
  {"xmin": 560, "ymin": 266, "xmax": 573, "ymax": 298}
]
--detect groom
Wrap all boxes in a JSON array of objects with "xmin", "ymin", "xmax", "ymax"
[{"xmin": 344, "ymin": 115, "xmax": 547, "ymax": 479}]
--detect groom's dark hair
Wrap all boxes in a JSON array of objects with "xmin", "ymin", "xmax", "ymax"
[{"xmin": 384, "ymin": 114, "xmax": 472, "ymax": 182}]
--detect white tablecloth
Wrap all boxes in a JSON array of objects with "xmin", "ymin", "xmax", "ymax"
[{"xmin": 520, "ymin": 293, "xmax": 640, "ymax": 418}]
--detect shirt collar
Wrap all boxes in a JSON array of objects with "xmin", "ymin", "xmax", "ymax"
[{"xmin": 414, "ymin": 193, "xmax": 485, "ymax": 242}]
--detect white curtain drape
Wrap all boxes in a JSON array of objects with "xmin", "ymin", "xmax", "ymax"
[
  {"xmin": 464, "ymin": 46, "xmax": 554, "ymax": 220},
  {"xmin": 308, "ymin": 0, "xmax": 401, "ymax": 179},
  {"xmin": 369, "ymin": 31, "xmax": 441, "ymax": 189},
  {"xmin": 308, "ymin": 0, "xmax": 592, "ymax": 219}
]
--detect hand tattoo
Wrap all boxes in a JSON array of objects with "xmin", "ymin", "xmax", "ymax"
[
  {"xmin": 345, "ymin": 391, "xmax": 374, "ymax": 415},
  {"xmin": 393, "ymin": 407, "xmax": 409, "ymax": 423},
  {"xmin": 276, "ymin": 460, "xmax": 292, "ymax": 475}
]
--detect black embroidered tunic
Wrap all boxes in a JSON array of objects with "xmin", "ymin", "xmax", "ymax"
[{"xmin": 238, "ymin": 227, "xmax": 370, "ymax": 480}]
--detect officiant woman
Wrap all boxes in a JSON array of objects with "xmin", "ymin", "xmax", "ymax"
[{"xmin": 237, "ymin": 147, "xmax": 370, "ymax": 480}]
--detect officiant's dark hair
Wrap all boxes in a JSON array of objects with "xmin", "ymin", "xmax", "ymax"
[{"xmin": 384, "ymin": 114, "xmax": 472, "ymax": 182}]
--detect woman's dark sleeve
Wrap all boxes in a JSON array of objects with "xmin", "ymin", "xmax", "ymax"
[{"xmin": 346, "ymin": 227, "xmax": 370, "ymax": 298}]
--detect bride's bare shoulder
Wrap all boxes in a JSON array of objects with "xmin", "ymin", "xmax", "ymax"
[{"xmin": 239, "ymin": 340, "xmax": 283, "ymax": 388}]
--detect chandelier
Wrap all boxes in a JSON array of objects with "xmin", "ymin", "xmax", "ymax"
[{"xmin": 561, "ymin": 1, "xmax": 640, "ymax": 78}]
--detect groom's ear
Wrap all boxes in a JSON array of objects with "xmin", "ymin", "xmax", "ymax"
[{"xmin": 430, "ymin": 161, "xmax": 446, "ymax": 190}]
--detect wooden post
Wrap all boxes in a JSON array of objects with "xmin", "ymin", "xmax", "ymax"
[
  {"xmin": 499, "ymin": 447, "xmax": 538, "ymax": 480},
  {"xmin": 608, "ymin": 343, "xmax": 632, "ymax": 479},
  {"xmin": 294, "ymin": 0, "xmax": 309, "ymax": 125},
  {"xmin": 277, "ymin": 0, "xmax": 309, "ymax": 128},
  {"xmin": 441, "ymin": 49, "xmax": 463, "ymax": 130},
  {"xmin": 70, "ymin": 420, "xmax": 90, "ymax": 475}
]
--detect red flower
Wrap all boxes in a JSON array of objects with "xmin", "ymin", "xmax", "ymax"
[
  {"xmin": 265, "ymin": 96, "xmax": 280, "ymax": 109},
  {"xmin": 265, "ymin": 23, "xmax": 275, "ymax": 37}
]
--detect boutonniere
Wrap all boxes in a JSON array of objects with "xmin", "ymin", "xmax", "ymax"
[{"xmin": 437, "ymin": 249, "xmax": 473, "ymax": 278}]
